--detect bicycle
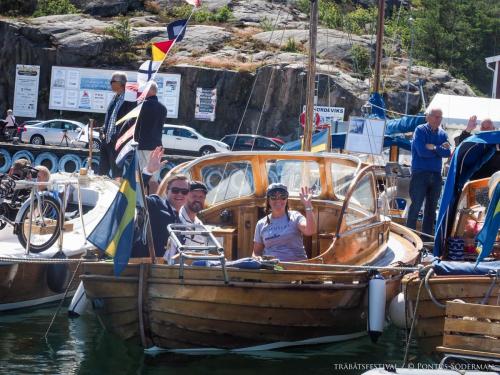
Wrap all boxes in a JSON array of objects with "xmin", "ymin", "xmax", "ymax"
[{"xmin": 0, "ymin": 165, "xmax": 62, "ymax": 253}]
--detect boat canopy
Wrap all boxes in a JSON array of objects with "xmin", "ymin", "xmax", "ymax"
[
  {"xmin": 433, "ymin": 130, "xmax": 500, "ymax": 257},
  {"xmin": 433, "ymin": 258, "xmax": 500, "ymax": 276},
  {"xmin": 428, "ymin": 94, "xmax": 500, "ymax": 127}
]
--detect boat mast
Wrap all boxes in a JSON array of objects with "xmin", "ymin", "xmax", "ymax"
[
  {"xmin": 373, "ymin": 0, "xmax": 385, "ymax": 94},
  {"xmin": 303, "ymin": 0, "xmax": 318, "ymax": 152}
]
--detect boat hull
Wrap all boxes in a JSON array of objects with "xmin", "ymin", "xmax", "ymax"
[
  {"xmin": 402, "ymin": 273, "xmax": 500, "ymax": 352},
  {"xmin": 0, "ymin": 260, "xmax": 81, "ymax": 311},
  {"xmin": 82, "ymin": 262, "xmax": 404, "ymax": 350}
]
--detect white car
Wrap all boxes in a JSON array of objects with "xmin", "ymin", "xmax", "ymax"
[
  {"xmin": 21, "ymin": 119, "xmax": 101, "ymax": 150},
  {"xmin": 162, "ymin": 124, "xmax": 229, "ymax": 156}
]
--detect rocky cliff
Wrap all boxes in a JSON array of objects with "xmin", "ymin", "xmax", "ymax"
[{"xmin": 0, "ymin": 0, "xmax": 476, "ymax": 140}]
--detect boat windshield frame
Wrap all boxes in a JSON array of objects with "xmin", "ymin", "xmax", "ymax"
[{"xmin": 160, "ymin": 151, "xmax": 363, "ymax": 207}]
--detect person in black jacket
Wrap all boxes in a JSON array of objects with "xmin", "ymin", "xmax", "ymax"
[
  {"xmin": 98, "ymin": 71, "xmax": 136, "ymax": 179},
  {"xmin": 454, "ymin": 116, "xmax": 495, "ymax": 146},
  {"xmin": 135, "ymin": 81, "xmax": 167, "ymax": 174},
  {"xmin": 131, "ymin": 146, "xmax": 190, "ymax": 258}
]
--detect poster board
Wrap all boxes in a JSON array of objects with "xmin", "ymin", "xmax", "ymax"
[
  {"xmin": 194, "ymin": 88, "xmax": 217, "ymax": 121},
  {"xmin": 49, "ymin": 66, "xmax": 181, "ymax": 118},
  {"xmin": 345, "ymin": 117, "xmax": 386, "ymax": 155},
  {"xmin": 13, "ymin": 65, "xmax": 40, "ymax": 118},
  {"xmin": 302, "ymin": 105, "xmax": 345, "ymax": 125}
]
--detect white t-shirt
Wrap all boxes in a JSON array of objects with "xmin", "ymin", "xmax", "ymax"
[
  {"xmin": 5, "ymin": 114, "xmax": 15, "ymax": 128},
  {"xmin": 254, "ymin": 210, "xmax": 307, "ymax": 261},
  {"xmin": 164, "ymin": 206, "xmax": 206, "ymax": 264}
]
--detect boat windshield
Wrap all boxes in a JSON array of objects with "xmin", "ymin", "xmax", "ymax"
[
  {"xmin": 265, "ymin": 160, "xmax": 321, "ymax": 196},
  {"xmin": 331, "ymin": 163, "xmax": 357, "ymax": 198},
  {"xmin": 201, "ymin": 161, "xmax": 255, "ymax": 205}
]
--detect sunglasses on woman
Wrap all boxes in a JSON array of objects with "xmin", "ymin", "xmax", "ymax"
[
  {"xmin": 169, "ymin": 187, "xmax": 189, "ymax": 195},
  {"xmin": 269, "ymin": 194, "xmax": 288, "ymax": 201}
]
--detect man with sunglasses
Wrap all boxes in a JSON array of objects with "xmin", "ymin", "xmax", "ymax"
[
  {"xmin": 132, "ymin": 147, "xmax": 190, "ymax": 258},
  {"xmin": 98, "ymin": 71, "xmax": 136, "ymax": 179},
  {"xmin": 164, "ymin": 181, "xmax": 209, "ymax": 264}
]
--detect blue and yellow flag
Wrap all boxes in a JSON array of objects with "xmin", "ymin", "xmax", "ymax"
[
  {"xmin": 88, "ymin": 152, "xmax": 137, "ymax": 275},
  {"xmin": 281, "ymin": 129, "xmax": 330, "ymax": 152},
  {"xmin": 476, "ymin": 182, "xmax": 500, "ymax": 264}
]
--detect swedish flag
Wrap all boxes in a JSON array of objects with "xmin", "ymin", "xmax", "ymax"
[
  {"xmin": 281, "ymin": 129, "xmax": 330, "ymax": 152},
  {"xmin": 88, "ymin": 152, "xmax": 137, "ymax": 275},
  {"xmin": 476, "ymin": 182, "xmax": 500, "ymax": 264}
]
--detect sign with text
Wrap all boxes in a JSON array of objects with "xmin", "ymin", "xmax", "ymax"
[
  {"xmin": 13, "ymin": 65, "xmax": 40, "ymax": 118},
  {"xmin": 302, "ymin": 105, "xmax": 345, "ymax": 126},
  {"xmin": 345, "ymin": 117, "xmax": 386, "ymax": 155},
  {"xmin": 194, "ymin": 87, "xmax": 217, "ymax": 121},
  {"xmin": 49, "ymin": 66, "xmax": 181, "ymax": 118}
]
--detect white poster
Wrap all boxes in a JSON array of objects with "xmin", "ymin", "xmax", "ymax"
[
  {"xmin": 66, "ymin": 70, "xmax": 80, "ymax": 89},
  {"xmin": 65, "ymin": 90, "xmax": 78, "ymax": 108},
  {"xmin": 48, "ymin": 66, "xmax": 181, "ymax": 118},
  {"xmin": 13, "ymin": 65, "xmax": 40, "ymax": 118},
  {"xmin": 345, "ymin": 117, "xmax": 386, "ymax": 155},
  {"xmin": 302, "ymin": 105, "xmax": 345, "ymax": 125},
  {"xmin": 194, "ymin": 87, "xmax": 217, "ymax": 122}
]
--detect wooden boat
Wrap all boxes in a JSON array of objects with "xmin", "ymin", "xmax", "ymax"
[
  {"xmin": 0, "ymin": 174, "xmax": 117, "ymax": 312},
  {"xmin": 399, "ymin": 132, "xmax": 500, "ymax": 352},
  {"xmin": 81, "ymin": 151, "xmax": 422, "ymax": 350}
]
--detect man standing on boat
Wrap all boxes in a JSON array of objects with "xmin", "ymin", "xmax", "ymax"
[
  {"xmin": 131, "ymin": 146, "xmax": 188, "ymax": 258},
  {"xmin": 407, "ymin": 108, "xmax": 451, "ymax": 236},
  {"xmin": 98, "ymin": 72, "xmax": 136, "ymax": 179}
]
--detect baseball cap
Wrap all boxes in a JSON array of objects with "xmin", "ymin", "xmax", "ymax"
[
  {"xmin": 266, "ymin": 182, "xmax": 288, "ymax": 197},
  {"xmin": 189, "ymin": 181, "xmax": 208, "ymax": 193}
]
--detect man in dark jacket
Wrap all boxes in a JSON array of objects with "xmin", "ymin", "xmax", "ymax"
[
  {"xmin": 98, "ymin": 71, "xmax": 136, "ymax": 179},
  {"xmin": 131, "ymin": 146, "xmax": 189, "ymax": 258},
  {"xmin": 454, "ymin": 116, "xmax": 495, "ymax": 146},
  {"xmin": 134, "ymin": 81, "xmax": 167, "ymax": 174}
]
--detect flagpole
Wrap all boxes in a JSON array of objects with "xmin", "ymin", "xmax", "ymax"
[{"xmin": 133, "ymin": 144, "xmax": 157, "ymax": 264}]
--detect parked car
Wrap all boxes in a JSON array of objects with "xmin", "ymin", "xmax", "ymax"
[
  {"xmin": 162, "ymin": 124, "xmax": 229, "ymax": 156},
  {"xmin": 220, "ymin": 134, "xmax": 282, "ymax": 151},
  {"xmin": 21, "ymin": 119, "xmax": 100, "ymax": 150}
]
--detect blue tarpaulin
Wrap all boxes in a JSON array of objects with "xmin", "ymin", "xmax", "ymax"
[
  {"xmin": 433, "ymin": 131, "xmax": 500, "ymax": 257},
  {"xmin": 433, "ymin": 258, "xmax": 500, "ymax": 276},
  {"xmin": 385, "ymin": 114, "xmax": 426, "ymax": 135}
]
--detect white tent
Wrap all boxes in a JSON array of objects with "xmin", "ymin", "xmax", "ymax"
[{"xmin": 427, "ymin": 94, "xmax": 500, "ymax": 127}]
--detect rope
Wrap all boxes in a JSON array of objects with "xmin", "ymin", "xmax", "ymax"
[
  {"xmin": 403, "ymin": 271, "xmax": 426, "ymax": 366},
  {"xmin": 44, "ymin": 259, "xmax": 83, "ymax": 340},
  {"xmin": 0, "ymin": 255, "xmax": 97, "ymax": 264},
  {"xmin": 424, "ymin": 268, "xmax": 446, "ymax": 308},
  {"xmin": 368, "ymin": 101, "xmax": 427, "ymax": 118},
  {"xmin": 280, "ymin": 261, "xmax": 422, "ymax": 272}
]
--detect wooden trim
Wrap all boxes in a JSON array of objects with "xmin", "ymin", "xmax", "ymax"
[
  {"xmin": 444, "ymin": 317, "xmax": 500, "ymax": 337},
  {"xmin": 436, "ymin": 346, "xmax": 500, "ymax": 359},
  {"xmin": 138, "ymin": 264, "xmax": 147, "ymax": 347},
  {"xmin": 443, "ymin": 334, "xmax": 500, "ymax": 354},
  {"xmin": 446, "ymin": 301, "xmax": 500, "ymax": 320}
]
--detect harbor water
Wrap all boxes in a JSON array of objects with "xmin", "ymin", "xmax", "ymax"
[{"xmin": 0, "ymin": 305, "xmax": 435, "ymax": 375}]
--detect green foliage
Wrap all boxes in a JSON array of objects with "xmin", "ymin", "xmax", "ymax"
[
  {"xmin": 343, "ymin": 6, "xmax": 376, "ymax": 35},
  {"xmin": 0, "ymin": 0, "xmax": 37, "ymax": 16},
  {"xmin": 282, "ymin": 37, "xmax": 300, "ymax": 53},
  {"xmin": 192, "ymin": 5, "xmax": 233, "ymax": 23},
  {"xmin": 350, "ymin": 44, "xmax": 370, "ymax": 77},
  {"xmin": 104, "ymin": 18, "xmax": 133, "ymax": 49},
  {"xmin": 260, "ymin": 17, "xmax": 274, "ymax": 32},
  {"xmin": 411, "ymin": 0, "xmax": 499, "ymax": 93},
  {"xmin": 319, "ymin": 1, "xmax": 342, "ymax": 29},
  {"xmin": 170, "ymin": 4, "xmax": 192, "ymax": 19},
  {"xmin": 32, "ymin": 0, "xmax": 78, "ymax": 17},
  {"xmin": 293, "ymin": 0, "xmax": 310, "ymax": 14}
]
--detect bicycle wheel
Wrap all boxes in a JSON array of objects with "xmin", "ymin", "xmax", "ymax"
[{"xmin": 16, "ymin": 195, "xmax": 62, "ymax": 253}]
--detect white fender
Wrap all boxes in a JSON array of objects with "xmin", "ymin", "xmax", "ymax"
[
  {"xmin": 388, "ymin": 292, "xmax": 406, "ymax": 329},
  {"xmin": 368, "ymin": 273, "xmax": 386, "ymax": 343},
  {"xmin": 68, "ymin": 281, "xmax": 89, "ymax": 317}
]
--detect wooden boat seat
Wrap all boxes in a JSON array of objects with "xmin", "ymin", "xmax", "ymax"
[{"xmin": 436, "ymin": 301, "xmax": 500, "ymax": 358}]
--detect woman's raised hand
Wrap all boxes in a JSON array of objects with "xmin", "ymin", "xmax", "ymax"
[{"xmin": 299, "ymin": 186, "xmax": 313, "ymax": 208}]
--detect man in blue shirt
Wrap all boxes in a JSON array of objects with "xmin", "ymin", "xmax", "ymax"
[{"xmin": 407, "ymin": 108, "xmax": 451, "ymax": 236}]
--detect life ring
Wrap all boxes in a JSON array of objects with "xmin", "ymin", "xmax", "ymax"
[
  {"xmin": 229, "ymin": 168, "xmax": 253, "ymax": 192},
  {"xmin": 203, "ymin": 168, "xmax": 224, "ymax": 190},
  {"xmin": 58, "ymin": 154, "xmax": 82, "ymax": 173},
  {"xmin": 12, "ymin": 150, "xmax": 34, "ymax": 164},
  {"xmin": 159, "ymin": 161, "xmax": 176, "ymax": 180},
  {"xmin": 46, "ymin": 251, "xmax": 69, "ymax": 294},
  {"xmin": 34, "ymin": 152, "xmax": 59, "ymax": 173},
  {"xmin": 82, "ymin": 157, "xmax": 100, "ymax": 172},
  {"xmin": 0, "ymin": 148, "xmax": 12, "ymax": 173}
]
